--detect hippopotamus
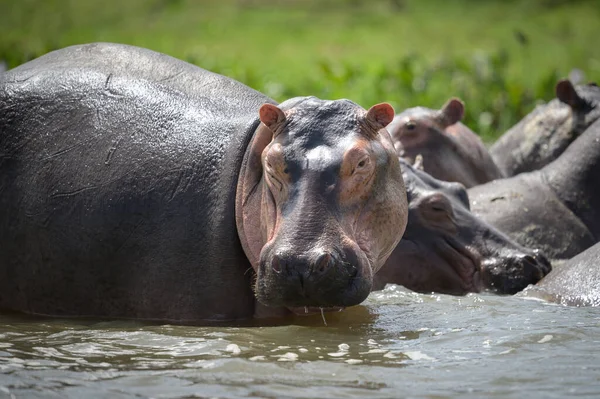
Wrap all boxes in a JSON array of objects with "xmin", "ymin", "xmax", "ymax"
[
  {"xmin": 469, "ymin": 117, "xmax": 600, "ymax": 260},
  {"xmin": 0, "ymin": 43, "xmax": 408, "ymax": 323},
  {"xmin": 373, "ymin": 159, "xmax": 551, "ymax": 295},
  {"xmin": 491, "ymin": 79, "xmax": 600, "ymax": 176},
  {"xmin": 386, "ymin": 98, "xmax": 503, "ymax": 188},
  {"xmin": 523, "ymin": 242, "xmax": 600, "ymax": 306}
]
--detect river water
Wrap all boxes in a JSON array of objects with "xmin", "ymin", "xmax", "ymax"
[{"xmin": 0, "ymin": 284, "xmax": 599, "ymax": 399}]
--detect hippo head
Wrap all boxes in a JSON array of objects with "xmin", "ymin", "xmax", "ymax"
[
  {"xmin": 385, "ymin": 98, "xmax": 494, "ymax": 188},
  {"xmin": 236, "ymin": 97, "xmax": 408, "ymax": 311},
  {"xmin": 374, "ymin": 159, "xmax": 551, "ymax": 295},
  {"xmin": 387, "ymin": 97, "xmax": 464, "ymax": 159}
]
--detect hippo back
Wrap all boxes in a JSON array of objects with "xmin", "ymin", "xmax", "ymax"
[
  {"xmin": 0, "ymin": 43, "xmax": 275, "ymax": 321},
  {"xmin": 491, "ymin": 82, "xmax": 600, "ymax": 176},
  {"xmin": 524, "ymin": 242, "xmax": 600, "ymax": 306}
]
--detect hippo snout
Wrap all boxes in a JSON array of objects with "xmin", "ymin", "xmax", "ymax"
[
  {"xmin": 482, "ymin": 250, "xmax": 552, "ymax": 295},
  {"xmin": 270, "ymin": 251, "xmax": 342, "ymax": 279},
  {"xmin": 256, "ymin": 247, "xmax": 372, "ymax": 308}
]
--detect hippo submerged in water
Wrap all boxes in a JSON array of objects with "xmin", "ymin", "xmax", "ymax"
[
  {"xmin": 0, "ymin": 43, "xmax": 408, "ymax": 323},
  {"xmin": 491, "ymin": 80, "xmax": 600, "ymax": 177},
  {"xmin": 524, "ymin": 241, "xmax": 600, "ymax": 307},
  {"xmin": 374, "ymin": 159, "xmax": 551, "ymax": 296},
  {"xmin": 469, "ymin": 117, "xmax": 600, "ymax": 260},
  {"xmin": 386, "ymin": 98, "xmax": 503, "ymax": 188}
]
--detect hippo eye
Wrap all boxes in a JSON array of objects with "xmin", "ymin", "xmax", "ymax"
[
  {"xmin": 352, "ymin": 157, "xmax": 370, "ymax": 175},
  {"xmin": 405, "ymin": 121, "xmax": 417, "ymax": 131}
]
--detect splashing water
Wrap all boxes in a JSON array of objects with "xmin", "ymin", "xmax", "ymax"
[{"xmin": 0, "ymin": 285, "xmax": 599, "ymax": 398}]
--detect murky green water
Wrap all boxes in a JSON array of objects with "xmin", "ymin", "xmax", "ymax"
[{"xmin": 1, "ymin": 285, "xmax": 599, "ymax": 399}]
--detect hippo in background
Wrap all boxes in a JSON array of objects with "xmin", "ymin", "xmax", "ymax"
[
  {"xmin": 469, "ymin": 117, "xmax": 600, "ymax": 261},
  {"xmin": 0, "ymin": 43, "xmax": 408, "ymax": 323},
  {"xmin": 374, "ymin": 158, "xmax": 551, "ymax": 296},
  {"xmin": 523, "ymin": 242, "xmax": 600, "ymax": 307},
  {"xmin": 491, "ymin": 79, "xmax": 600, "ymax": 176},
  {"xmin": 386, "ymin": 98, "xmax": 503, "ymax": 188}
]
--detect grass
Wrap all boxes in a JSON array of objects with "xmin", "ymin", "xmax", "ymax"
[{"xmin": 1, "ymin": 0, "xmax": 599, "ymax": 141}]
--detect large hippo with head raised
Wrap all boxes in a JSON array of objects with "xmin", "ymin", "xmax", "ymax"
[
  {"xmin": 469, "ymin": 117, "xmax": 600, "ymax": 260},
  {"xmin": 0, "ymin": 43, "xmax": 408, "ymax": 323},
  {"xmin": 374, "ymin": 159, "xmax": 551, "ymax": 295},
  {"xmin": 491, "ymin": 80, "xmax": 600, "ymax": 177},
  {"xmin": 386, "ymin": 98, "xmax": 503, "ymax": 188}
]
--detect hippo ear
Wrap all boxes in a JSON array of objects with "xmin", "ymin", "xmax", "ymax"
[
  {"xmin": 437, "ymin": 97, "xmax": 464, "ymax": 127},
  {"xmin": 556, "ymin": 79, "xmax": 586, "ymax": 110},
  {"xmin": 259, "ymin": 103, "xmax": 287, "ymax": 136},
  {"xmin": 413, "ymin": 154, "xmax": 424, "ymax": 171},
  {"xmin": 366, "ymin": 103, "xmax": 395, "ymax": 130}
]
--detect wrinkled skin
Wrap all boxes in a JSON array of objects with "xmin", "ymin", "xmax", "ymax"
[
  {"xmin": 374, "ymin": 160, "xmax": 551, "ymax": 295},
  {"xmin": 470, "ymin": 117, "xmax": 600, "ymax": 260},
  {"xmin": 491, "ymin": 80, "xmax": 600, "ymax": 176},
  {"xmin": 0, "ymin": 43, "xmax": 408, "ymax": 323},
  {"xmin": 237, "ymin": 97, "xmax": 408, "ymax": 312},
  {"xmin": 387, "ymin": 98, "xmax": 503, "ymax": 188},
  {"xmin": 524, "ymin": 242, "xmax": 600, "ymax": 307}
]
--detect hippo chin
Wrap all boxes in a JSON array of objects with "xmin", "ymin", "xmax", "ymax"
[
  {"xmin": 524, "ymin": 242, "xmax": 600, "ymax": 307},
  {"xmin": 491, "ymin": 79, "xmax": 600, "ymax": 176},
  {"xmin": 386, "ymin": 98, "xmax": 503, "ymax": 188},
  {"xmin": 0, "ymin": 43, "xmax": 408, "ymax": 323},
  {"xmin": 470, "ymin": 117, "xmax": 600, "ymax": 260},
  {"xmin": 373, "ymin": 159, "xmax": 551, "ymax": 296}
]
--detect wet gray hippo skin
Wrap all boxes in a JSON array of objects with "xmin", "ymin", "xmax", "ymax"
[
  {"xmin": 524, "ymin": 242, "xmax": 600, "ymax": 306},
  {"xmin": 469, "ymin": 117, "xmax": 600, "ymax": 260},
  {"xmin": 491, "ymin": 80, "xmax": 600, "ymax": 176},
  {"xmin": 0, "ymin": 43, "xmax": 408, "ymax": 323},
  {"xmin": 386, "ymin": 98, "xmax": 503, "ymax": 188},
  {"xmin": 373, "ymin": 159, "xmax": 551, "ymax": 296}
]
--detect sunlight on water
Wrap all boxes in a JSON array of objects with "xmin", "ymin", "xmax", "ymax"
[{"xmin": 1, "ymin": 285, "xmax": 599, "ymax": 398}]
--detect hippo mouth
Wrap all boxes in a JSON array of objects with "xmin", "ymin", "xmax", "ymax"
[
  {"xmin": 289, "ymin": 306, "xmax": 346, "ymax": 316},
  {"xmin": 441, "ymin": 237, "xmax": 483, "ymax": 293},
  {"xmin": 254, "ymin": 247, "xmax": 373, "ymax": 309}
]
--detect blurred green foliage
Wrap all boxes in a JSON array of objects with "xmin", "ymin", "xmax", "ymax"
[{"xmin": 1, "ymin": 0, "xmax": 599, "ymax": 142}]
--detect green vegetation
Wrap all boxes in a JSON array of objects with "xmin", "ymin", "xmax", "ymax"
[{"xmin": 1, "ymin": 0, "xmax": 599, "ymax": 141}]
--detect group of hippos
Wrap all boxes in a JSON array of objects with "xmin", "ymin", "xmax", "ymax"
[{"xmin": 0, "ymin": 43, "xmax": 598, "ymax": 325}]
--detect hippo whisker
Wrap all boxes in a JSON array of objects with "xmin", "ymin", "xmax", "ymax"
[{"xmin": 320, "ymin": 307, "xmax": 328, "ymax": 326}]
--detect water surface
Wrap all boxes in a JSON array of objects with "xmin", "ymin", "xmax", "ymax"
[{"xmin": 1, "ymin": 285, "xmax": 599, "ymax": 398}]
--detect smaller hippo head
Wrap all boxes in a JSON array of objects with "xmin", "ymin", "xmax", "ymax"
[
  {"xmin": 387, "ymin": 97, "xmax": 464, "ymax": 158},
  {"xmin": 386, "ymin": 98, "xmax": 500, "ymax": 188},
  {"xmin": 374, "ymin": 159, "xmax": 551, "ymax": 295},
  {"xmin": 236, "ymin": 97, "xmax": 408, "ymax": 311}
]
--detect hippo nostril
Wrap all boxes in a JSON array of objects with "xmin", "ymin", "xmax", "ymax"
[
  {"xmin": 314, "ymin": 253, "xmax": 334, "ymax": 275},
  {"xmin": 271, "ymin": 255, "xmax": 282, "ymax": 273}
]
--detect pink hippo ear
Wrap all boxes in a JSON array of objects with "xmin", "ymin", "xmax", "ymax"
[
  {"xmin": 438, "ymin": 97, "xmax": 465, "ymax": 127},
  {"xmin": 366, "ymin": 103, "xmax": 395, "ymax": 130},
  {"xmin": 556, "ymin": 79, "xmax": 586, "ymax": 110},
  {"xmin": 259, "ymin": 103, "xmax": 286, "ymax": 135}
]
